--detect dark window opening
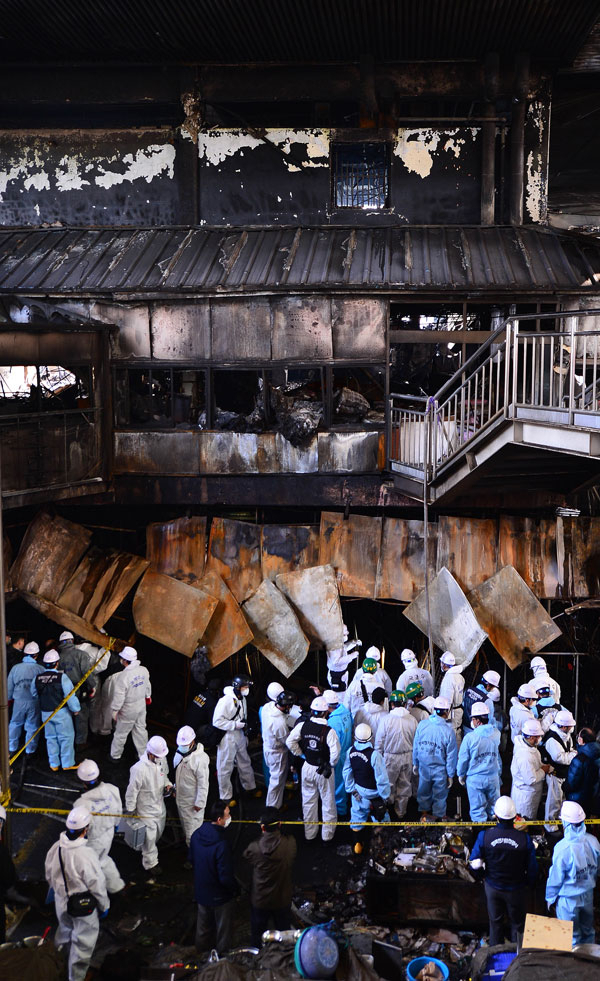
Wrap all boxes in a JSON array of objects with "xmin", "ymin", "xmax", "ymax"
[
  {"xmin": 332, "ymin": 142, "xmax": 390, "ymax": 209},
  {"xmin": 115, "ymin": 368, "xmax": 206, "ymax": 429},
  {"xmin": 331, "ymin": 366, "xmax": 385, "ymax": 429}
]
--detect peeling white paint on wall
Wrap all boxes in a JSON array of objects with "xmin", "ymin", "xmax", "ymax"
[
  {"xmin": 55, "ymin": 155, "xmax": 90, "ymax": 192},
  {"xmin": 95, "ymin": 145, "xmax": 176, "ymax": 189},
  {"xmin": 198, "ymin": 128, "xmax": 330, "ymax": 170},
  {"xmin": 0, "ymin": 148, "xmax": 50, "ymax": 195},
  {"xmin": 525, "ymin": 101, "xmax": 547, "ymax": 224},
  {"xmin": 393, "ymin": 128, "xmax": 478, "ymax": 179}
]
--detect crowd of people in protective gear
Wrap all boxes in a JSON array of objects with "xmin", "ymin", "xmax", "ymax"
[{"xmin": 5, "ymin": 627, "xmax": 600, "ymax": 976}]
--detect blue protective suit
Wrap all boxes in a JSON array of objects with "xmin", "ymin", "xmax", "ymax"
[
  {"xmin": 328, "ymin": 702, "xmax": 353, "ymax": 815},
  {"xmin": 412, "ymin": 714, "xmax": 458, "ymax": 818},
  {"xmin": 31, "ymin": 669, "xmax": 81, "ymax": 769},
  {"xmin": 8, "ymin": 655, "xmax": 44, "ymax": 754},
  {"xmin": 546, "ymin": 820, "xmax": 600, "ymax": 946},
  {"xmin": 343, "ymin": 739, "xmax": 391, "ymax": 831},
  {"xmin": 457, "ymin": 722, "xmax": 501, "ymax": 821}
]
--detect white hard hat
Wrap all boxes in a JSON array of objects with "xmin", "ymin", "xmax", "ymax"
[
  {"xmin": 0, "ymin": 804, "xmax": 5, "ymax": 822},
  {"xmin": 434, "ymin": 696, "xmax": 450, "ymax": 711},
  {"xmin": 24, "ymin": 641, "xmax": 39, "ymax": 655},
  {"xmin": 518, "ymin": 683, "xmax": 538, "ymax": 700},
  {"xmin": 555, "ymin": 710, "xmax": 576, "ymax": 728},
  {"xmin": 66, "ymin": 806, "xmax": 91, "ymax": 831},
  {"xmin": 365, "ymin": 646, "xmax": 381, "ymax": 662},
  {"xmin": 401, "ymin": 648, "xmax": 416, "ymax": 664},
  {"xmin": 530, "ymin": 656, "xmax": 546, "ymax": 671},
  {"xmin": 483, "ymin": 670, "xmax": 501, "ymax": 687},
  {"xmin": 43, "ymin": 649, "xmax": 59, "ymax": 664},
  {"xmin": 120, "ymin": 646, "xmax": 137, "ymax": 662},
  {"xmin": 523, "ymin": 719, "xmax": 544, "ymax": 737},
  {"xmin": 532, "ymin": 675, "xmax": 552, "ymax": 692},
  {"xmin": 176, "ymin": 725, "xmax": 196, "ymax": 746},
  {"xmin": 310, "ymin": 696, "xmax": 329, "ymax": 713},
  {"xmin": 59, "ymin": 631, "xmax": 74, "ymax": 642},
  {"xmin": 146, "ymin": 735, "xmax": 169, "ymax": 758},
  {"xmin": 471, "ymin": 701, "xmax": 490, "ymax": 718},
  {"xmin": 323, "ymin": 690, "xmax": 340, "ymax": 705},
  {"xmin": 267, "ymin": 682, "xmax": 284, "ymax": 701},
  {"xmin": 494, "ymin": 796, "xmax": 517, "ymax": 820},
  {"xmin": 560, "ymin": 800, "xmax": 586, "ymax": 824},
  {"xmin": 77, "ymin": 759, "xmax": 100, "ymax": 782},
  {"xmin": 355, "ymin": 723, "xmax": 372, "ymax": 742},
  {"xmin": 489, "ymin": 687, "xmax": 500, "ymax": 703},
  {"xmin": 440, "ymin": 651, "xmax": 455, "ymax": 666}
]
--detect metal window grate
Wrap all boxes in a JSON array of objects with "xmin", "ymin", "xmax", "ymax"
[{"xmin": 333, "ymin": 142, "xmax": 390, "ymax": 209}]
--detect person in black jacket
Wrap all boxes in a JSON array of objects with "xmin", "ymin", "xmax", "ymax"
[
  {"xmin": 189, "ymin": 801, "xmax": 238, "ymax": 955},
  {"xmin": 243, "ymin": 807, "xmax": 297, "ymax": 946},
  {"xmin": 0, "ymin": 804, "xmax": 17, "ymax": 943},
  {"xmin": 470, "ymin": 795, "xmax": 537, "ymax": 945},
  {"xmin": 564, "ymin": 728, "xmax": 600, "ymax": 815}
]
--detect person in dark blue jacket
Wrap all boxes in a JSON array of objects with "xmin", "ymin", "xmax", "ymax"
[
  {"xmin": 470, "ymin": 795, "xmax": 537, "ymax": 945},
  {"xmin": 189, "ymin": 801, "xmax": 239, "ymax": 954},
  {"xmin": 564, "ymin": 728, "xmax": 600, "ymax": 815}
]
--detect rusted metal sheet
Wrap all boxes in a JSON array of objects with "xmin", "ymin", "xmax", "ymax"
[
  {"xmin": 317, "ymin": 432, "xmax": 379, "ymax": 472},
  {"xmin": 242, "ymin": 579, "xmax": 309, "ymax": 678},
  {"xmin": 261, "ymin": 524, "xmax": 320, "ymax": 581},
  {"xmin": 132, "ymin": 569, "xmax": 218, "ymax": 657},
  {"xmin": 331, "ymin": 298, "xmax": 387, "ymax": 360},
  {"xmin": 58, "ymin": 547, "xmax": 149, "ymax": 628},
  {"xmin": 403, "ymin": 566, "xmax": 487, "ymax": 667},
  {"xmin": 375, "ymin": 519, "xmax": 438, "ymax": 601},
  {"xmin": 206, "ymin": 517, "xmax": 262, "ymax": 604},
  {"xmin": 556, "ymin": 516, "xmax": 600, "ymax": 598},
  {"xmin": 198, "ymin": 433, "xmax": 259, "ymax": 474},
  {"xmin": 151, "ymin": 302, "xmax": 211, "ymax": 360},
  {"xmin": 20, "ymin": 591, "xmax": 125, "ymax": 650},
  {"xmin": 436, "ymin": 516, "xmax": 498, "ymax": 593},
  {"xmin": 114, "ymin": 431, "xmax": 200, "ymax": 474},
  {"xmin": 211, "ymin": 298, "xmax": 271, "ymax": 361},
  {"xmin": 318, "ymin": 511, "xmax": 382, "ymax": 598},
  {"xmin": 275, "ymin": 564, "xmax": 344, "ymax": 650},
  {"xmin": 146, "ymin": 516, "xmax": 207, "ymax": 583},
  {"xmin": 256, "ymin": 434, "xmax": 318, "ymax": 474},
  {"xmin": 195, "ymin": 570, "xmax": 254, "ymax": 666},
  {"xmin": 272, "ymin": 296, "xmax": 332, "ymax": 361},
  {"xmin": 10, "ymin": 511, "xmax": 92, "ymax": 603},
  {"xmin": 468, "ymin": 566, "xmax": 562, "ymax": 670},
  {"xmin": 498, "ymin": 516, "xmax": 558, "ymax": 599}
]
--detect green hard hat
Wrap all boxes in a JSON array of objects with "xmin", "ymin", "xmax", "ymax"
[
  {"xmin": 405, "ymin": 681, "xmax": 424, "ymax": 700},
  {"xmin": 362, "ymin": 657, "xmax": 377, "ymax": 674},
  {"xmin": 389, "ymin": 689, "xmax": 406, "ymax": 707}
]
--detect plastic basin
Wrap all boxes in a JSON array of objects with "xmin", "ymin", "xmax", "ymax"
[
  {"xmin": 294, "ymin": 926, "xmax": 339, "ymax": 979},
  {"xmin": 406, "ymin": 955, "xmax": 450, "ymax": 981}
]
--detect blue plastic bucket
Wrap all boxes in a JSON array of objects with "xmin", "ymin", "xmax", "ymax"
[
  {"xmin": 294, "ymin": 926, "xmax": 339, "ymax": 979},
  {"xmin": 406, "ymin": 956, "xmax": 450, "ymax": 981}
]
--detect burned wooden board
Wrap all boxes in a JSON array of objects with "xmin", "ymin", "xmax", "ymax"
[
  {"xmin": 498, "ymin": 516, "xmax": 558, "ymax": 599},
  {"xmin": 468, "ymin": 566, "xmax": 562, "ymax": 669},
  {"xmin": 275, "ymin": 564, "xmax": 344, "ymax": 650},
  {"xmin": 242, "ymin": 579, "xmax": 309, "ymax": 678},
  {"xmin": 376, "ymin": 518, "xmax": 438, "ymax": 601},
  {"xmin": 206, "ymin": 517, "xmax": 262, "ymax": 604},
  {"xmin": 10, "ymin": 511, "xmax": 92, "ymax": 602},
  {"xmin": 146, "ymin": 516, "xmax": 207, "ymax": 583},
  {"xmin": 319, "ymin": 511, "xmax": 382, "ymax": 598},
  {"xmin": 194, "ymin": 570, "xmax": 254, "ymax": 667},
  {"xmin": 20, "ymin": 591, "xmax": 125, "ymax": 651},
  {"xmin": 261, "ymin": 524, "xmax": 320, "ymax": 581},
  {"xmin": 556, "ymin": 516, "xmax": 600, "ymax": 598},
  {"xmin": 436, "ymin": 516, "xmax": 498, "ymax": 593},
  {"xmin": 58, "ymin": 547, "xmax": 149, "ymax": 629},
  {"xmin": 403, "ymin": 566, "xmax": 487, "ymax": 667},
  {"xmin": 132, "ymin": 570, "xmax": 218, "ymax": 657}
]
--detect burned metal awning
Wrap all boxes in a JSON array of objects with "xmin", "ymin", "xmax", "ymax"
[{"xmin": 1, "ymin": 226, "xmax": 600, "ymax": 296}]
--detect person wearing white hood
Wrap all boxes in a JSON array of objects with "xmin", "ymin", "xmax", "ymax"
[
  {"xmin": 539, "ymin": 709, "xmax": 577, "ymax": 829},
  {"xmin": 286, "ymin": 696, "xmax": 341, "ymax": 842},
  {"xmin": 438, "ymin": 651, "xmax": 464, "ymax": 744},
  {"xmin": 212, "ymin": 674, "xmax": 258, "ymax": 804},
  {"xmin": 259, "ymin": 682, "xmax": 284, "ymax": 786},
  {"xmin": 262, "ymin": 691, "xmax": 296, "ymax": 809},
  {"xmin": 509, "ymin": 684, "xmax": 538, "ymax": 744},
  {"xmin": 546, "ymin": 800, "xmax": 600, "ymax": 947},
  {"xmin": 530, "ymin": 656, "xmax": 561, "ymax": 704},
  {"xmin": 375, "ymin": 690, "xmax": 417, "ymax": 818},
  {"xmin": 510, "ymin": 718, "xmax": 553, "ymax": 819},
  {"xmin": 353, "ymin": 646, "xmax": 392, "ymax": 696},
  {"xmin": 110, "ymin": 646, "xmax": 152, "ymax": 761},
  {"xmin": 45, "ymin": 806, "xmax": 109, "ymax": 981},
  {"xmin": 173, "ymin": 726, "xmax": 210, "ymax": 846},
  {"xmin": 74, "ymin": 759, "xmax": 124, "ymax": 895},
  {"xmin": 326, "ymin": 623, "xmax": 362, "ymax": 692},
  {"xmin": 396, "ymin": 649, "xmax": 433, "ymax": 697},
  {"xmin": 124, "ymin": 735, "xmax": 173, "ymax": 874},
  {"xmin": 353, "ymin": 686, "xmax": 389, "ymax": 745}
]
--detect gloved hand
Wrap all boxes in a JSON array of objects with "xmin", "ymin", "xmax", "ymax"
[
  {"xmin": 145, "ymin": 697, "xmax": 152, "ymax": 705},
  {"xmin": 458, "ymin": 776, "xmax": 466, "ymax": 786},
  {"xmin": 353, "ymin": 791, "xmax": 362, "ymax": 802},
  {"xmin": 89, "ymin": 688, "xmax": 96, "ymax": 700},
  {"xmin": 412, "ymin": 765, "xmax": 419, "ymax": 776},
  {"xmin": 235, "ymin": 720, "xmax": 245, "ymax": 729},
  {"xmin": 547, "ymin": 900, "xmax": 555, "ymax": 912},
  {"xmin": 7, "ymin": 699, "xmax": 13, "ymax": 708},
  {"xmin": 99, "ymin": 906, "xmax": 110, "ymax": 920},
  {"xmin": 447, "ymin": 775, "xmax": 453, "ymax": 788},
  {"xmin": 112, "ymin": 711, "xmax": 118, "ymax": 723},
  {"xmin": 355, "ymin": 639, "xmax": 363, "ymax": 647}
]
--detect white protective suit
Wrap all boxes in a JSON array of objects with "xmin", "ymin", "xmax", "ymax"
[
  {"xmin": 175, "ymin": 743, "xmax": 210, "ymax": 845},
  {"xmin": 326, "ymin": 638, "xmax": 361, "ymax": 690},
  {"xmin": 262, "ymin": 707, "xmax": 292, "ymax": 809},
  {"xmin": 409, "ymin": 696, "xmax": 435, "ymax": 724},
  {"xmin": 375, "ymin": 707, "xmax": 418, "ymax": 816},
  {"xmin": 510, "ymin": 734, "xmax": 546, "ymax": 819},
  {"xmin": 213, "ymin": 686, "xmax": 256, "ymax": 801},
  {"xmin": 531, "ymin": 664, "xmax": 561, "ymax": 704},
  {"xmin": 345, "ymin": 674, "xmax": 380, "ymax": 716},
  {"xmin": 439, "ymin": 666, "xmax": 465, "ymax": 738},
  {"xmin": 543, "ymin": 725, "xmax": 576, "ymax": 827},
  {"xmin": 125, "ymin": 752, "xmax": 171, "ymax": 870},
  {"xmin": 353, "ymin": 702, "xmax": 389, "ymax": 745},
  {"xmin": 90, "ymin": 673, "xmax": 120, "ymax": 736},
  {"xmin": 286, "ymin": 718, "xmax": 341, "ymax": 841},
  {"xmin": 73, "ymin": 782, "xmax": 124, "ymax": 894},
  {"xmin": 396, "ymin": 665, "xmax": 434, "ymax": 698},
  {"xmin": 110, "ymin": 659, "xmax": 151, "ymax": 759},
  {"xmin": 509, "ymin": 698, "xmax": 535, "ymax": 744},
  {"xmin": 353, "ymin": 664, "xmax": 393, "ymax": 696},
  {"xmin": 45, "ymin": 832, "xmax": 109, "ymax": 981}
]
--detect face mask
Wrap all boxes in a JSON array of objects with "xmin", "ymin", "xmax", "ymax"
[
  {"xmin": 240, "ymin": 687, "xmax": 250, "ymax": 697},
  {"xmin": 538, "ymin": 696, "xmax": 554, "ymax": 707},
  {"xmin": 177, "ymin": 745, "xmax": 191, "ymax": 755},
  {"xmin": 223, "ymin": 815, "xmax": 232, "ymax": 828}
]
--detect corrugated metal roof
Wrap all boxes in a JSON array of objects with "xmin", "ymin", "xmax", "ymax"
[
  {"xmin": 0, "ymin": 0, "xmax": 598, "ymax": 65},
  {"xmin": 0, "ymin": 226, "xmax": 599, "ymax": 296}
]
